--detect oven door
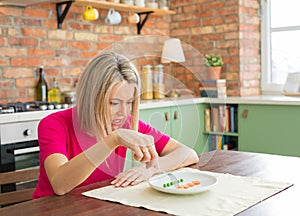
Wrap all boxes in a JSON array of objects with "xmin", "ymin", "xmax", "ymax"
[{"xmin": 0, "ymin": 140, "xmax": 40, "ymax": 193}]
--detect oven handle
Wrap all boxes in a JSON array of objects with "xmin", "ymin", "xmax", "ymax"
[{"xmin": 13, "ymin": 146, "xmax": 40, "ymax": 155}]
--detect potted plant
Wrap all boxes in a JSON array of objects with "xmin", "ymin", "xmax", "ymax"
[{"xmin": 204, "ymin": 54, "xmax": 223, "ymax": 80}]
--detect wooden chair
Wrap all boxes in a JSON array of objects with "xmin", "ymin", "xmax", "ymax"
[{"xmin": 0, "ymin": 167, "xmax": 39, "ymax": 207}]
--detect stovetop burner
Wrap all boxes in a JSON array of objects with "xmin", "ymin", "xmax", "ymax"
[{"xmin": 0, "ymin": 101, "xmax": 68, "ymax": 114}]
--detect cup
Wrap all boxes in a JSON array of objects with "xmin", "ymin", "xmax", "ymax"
[
  {"xmin": 127, "ymin": 13, "xmax": 140, "ymax": 24},
  {"xmin": 82, "ymin": 5, "xmax": 99, "ymax": 21},
  {"xmin": 105, "ymin": 8, "xmax": 122, "ymax": 25}
]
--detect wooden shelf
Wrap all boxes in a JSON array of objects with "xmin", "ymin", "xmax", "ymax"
[
  {"xmin": 74, "ymin": 0, "xmax": 175, "ymax": 15},
  {"xmin": 282, "ymin": 92, "xmax": 300, "ymax": 97},
  {"xmin": 203, "ymin": 132, "xmax": 239, "ymax": 137},
  {"xmin": 56, "ymin": 0, "xmax": 175, "ymax": 33}
]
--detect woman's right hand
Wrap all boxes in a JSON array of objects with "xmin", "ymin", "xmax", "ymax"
[{"xmin": 111, "ymin": 129, "xmax": 158, "ymax": 162}]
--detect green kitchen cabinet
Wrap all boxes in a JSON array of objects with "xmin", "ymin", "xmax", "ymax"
[
  {"xmin": 139, "ymin": 106, "xmax": 171, "ymax": 137},
  {"xmin": 238, "ymin": 104, "xmax": 300, "ymax": 157},
  {"xmin": 140, "ymin": 103, "xmax": 206, "ymax": 154}
]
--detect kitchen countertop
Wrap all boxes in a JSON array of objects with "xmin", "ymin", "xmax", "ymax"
[
  {"xmin": 1, "ymin": 95, "xmax": 300, "ymax": 124},
  {"xmin": 0, "ymin": 109, "xmax": 61, "ymax": 125},
  {"xmin": 140, "ymin": 95, "xmax": 300, "ymax": 108},
  {"xmin": 211, "ymin": 95, "xmax": 300, "ymax": 105}
]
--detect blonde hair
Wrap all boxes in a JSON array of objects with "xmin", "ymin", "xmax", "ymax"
[{"xmin": 76, "ymin": 51, "xmax": 141, "ymax": 138}]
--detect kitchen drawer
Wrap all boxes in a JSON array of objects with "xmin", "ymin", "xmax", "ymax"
[{"xmin": 0, "ymin": 121, "xmax": 39, "ymax": 144}]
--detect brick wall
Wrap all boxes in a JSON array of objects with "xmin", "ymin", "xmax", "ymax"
[
  {"xmin": 0, "ymin": 3, "xmax": 170, "ymax": 103},
  {"xmin": 0, "ymin": 0, "xmax": 261, "ymax": 103},
  {"xmin": 170, "ymin": 0, "xmax": 261, "ymax": 96}
]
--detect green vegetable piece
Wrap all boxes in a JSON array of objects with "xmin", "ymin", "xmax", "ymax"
[{"xmin": 163, "ymin": 183, "xmax": 167, "ymax": 188}]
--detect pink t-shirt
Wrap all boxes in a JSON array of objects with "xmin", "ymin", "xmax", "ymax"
[{"xmin": 33, "ymin": 107, "xmax": 170, "ymax": 199}]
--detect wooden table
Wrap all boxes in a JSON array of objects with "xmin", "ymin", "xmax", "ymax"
[{"xmin": 1, "ymin": 150, "xmax": 300, "ymax": 215}]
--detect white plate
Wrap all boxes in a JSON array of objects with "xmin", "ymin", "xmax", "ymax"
[{"xmin": 148, "ymin": 170, "xmax": 218, "ymax": 195}]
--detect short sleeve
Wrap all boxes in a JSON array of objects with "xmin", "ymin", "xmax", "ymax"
[{"xmin": 38, "ymin": 113, "xmax": 69, "ymax": 163}]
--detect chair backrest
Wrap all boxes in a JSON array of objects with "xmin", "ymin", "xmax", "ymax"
[{"xmin": 0, "ymin": 167, "xmax": 39, "ymax": 207}]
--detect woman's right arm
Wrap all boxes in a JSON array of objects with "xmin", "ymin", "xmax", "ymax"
[
  {"xmin": 44, "ymin": 129, "xmax": 158, "ymax": 195},
  {"xmin": 44, "ymin": 134, "xmax": 115, "ymax": 195}
]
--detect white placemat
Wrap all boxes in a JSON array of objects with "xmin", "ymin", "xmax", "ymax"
[{"xmin": 82, "ymin": 168, "xmax": 292, "ymax": 216}]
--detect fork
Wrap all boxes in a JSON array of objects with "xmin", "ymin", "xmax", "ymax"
[
  {"xmin": 153, "ymin": 161, "xmax": 180, "ymax": 187},
  {"xmin": 146, "ymin": 160, "xmax": 181, "ymax": 187},
  {"xmin": 165, "ymin": 172, "xmax": 180, "ymax": 187}
]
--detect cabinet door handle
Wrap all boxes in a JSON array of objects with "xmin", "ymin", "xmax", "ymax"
[
  {"xmin": 165, "ymin": 112, "xmax": 169, "ymax": 121},
  {"xmin": 242, "ymin": 109, "xmax": 248, "ymax": 119},
  {"xmin": 174, "ymin": 111, "xmax": 178, "ymax": 120}
]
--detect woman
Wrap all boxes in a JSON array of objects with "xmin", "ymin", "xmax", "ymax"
[{"xmin": 33, "ymin": 51, "xmax": 199, "ymax": 199}]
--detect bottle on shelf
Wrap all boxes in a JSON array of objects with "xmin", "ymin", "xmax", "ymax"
[
  {"xmin": 48, "ymin": 78, "xmax": 62, "ymax": 104},
  {"xmin": 36, "ymin": 66, "xmax": 48, "ymax": 102}
]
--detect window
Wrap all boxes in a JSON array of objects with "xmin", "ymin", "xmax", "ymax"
[{"xmin": 261, "ymin": 0, "xmax": 300, "ymax": 93}]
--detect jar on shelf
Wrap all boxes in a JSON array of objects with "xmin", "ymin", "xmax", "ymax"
[
  {"xmin": 141, "ymin": 65, "xmax": 153, "ymax": 100},
  {"xmin": 146, "ymin": 0, "xmax": 158, "ymax": 9},
  {"xmin": 62, "ymin": 90, "xmax": 76, "ymax": 105},
  {"xmin": 153, "ymin": 64, "xmax": 165, "ymax": 99},
  {"xmin": 159, "ymin": 0, "xmax": 169, "ymax": 10},
  {"xmin": 107, "ymin": 0, "xmax": 120, "ymax": 3},
  {"xmin": 135, "ymin": 0, "xmax": 145, "ymax": 7},
  {"xmin": 121, "ymin": 0, "xmax": 134, "ymax": 5}
]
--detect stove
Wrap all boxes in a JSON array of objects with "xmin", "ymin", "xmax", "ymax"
[
  {"xmin": 0, "ymin": 101, "xmax": 69, "ymax": 196},
  {"xmin": 0, "ymin": 101, "xmax": 69, "ymax": 114}
]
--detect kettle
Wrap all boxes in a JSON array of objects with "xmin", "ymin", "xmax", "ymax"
[{"xmin": 82, "ymin": 5, "xmax": 99, "ymax": 21}]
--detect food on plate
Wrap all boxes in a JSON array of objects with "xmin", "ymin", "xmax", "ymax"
[
  {"xmin": 162, "ymin": 178, "xmax": 184, "ymax": 188},
  {"xmin": 162, "ymin": 179, "xmax": 201, "ymax": 189},
  {"xmin": 176, "ymin": 180, "xmax": 201, "ymax": 189}
]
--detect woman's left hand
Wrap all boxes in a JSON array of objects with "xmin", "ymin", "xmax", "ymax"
[{"xmin": 111, "ymin": 163, "xmax": 158, "ymax": 187}]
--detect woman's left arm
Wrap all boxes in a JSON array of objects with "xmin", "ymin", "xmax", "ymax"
[
  {"xmin": 156, "ymin": 138, "xmax": 199, "ymax": 171},
  {"xmin": 111, "ymin": 138, "xmax": 199, "ymax": 187}
]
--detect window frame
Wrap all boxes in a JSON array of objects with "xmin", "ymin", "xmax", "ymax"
[
  {"xmin": 261, "ymin": 0, "xmax": 284, "ymax": 94},
  {"xmin": 261, "ymin": 0, "xmax": 300, "ymax": 94}
]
